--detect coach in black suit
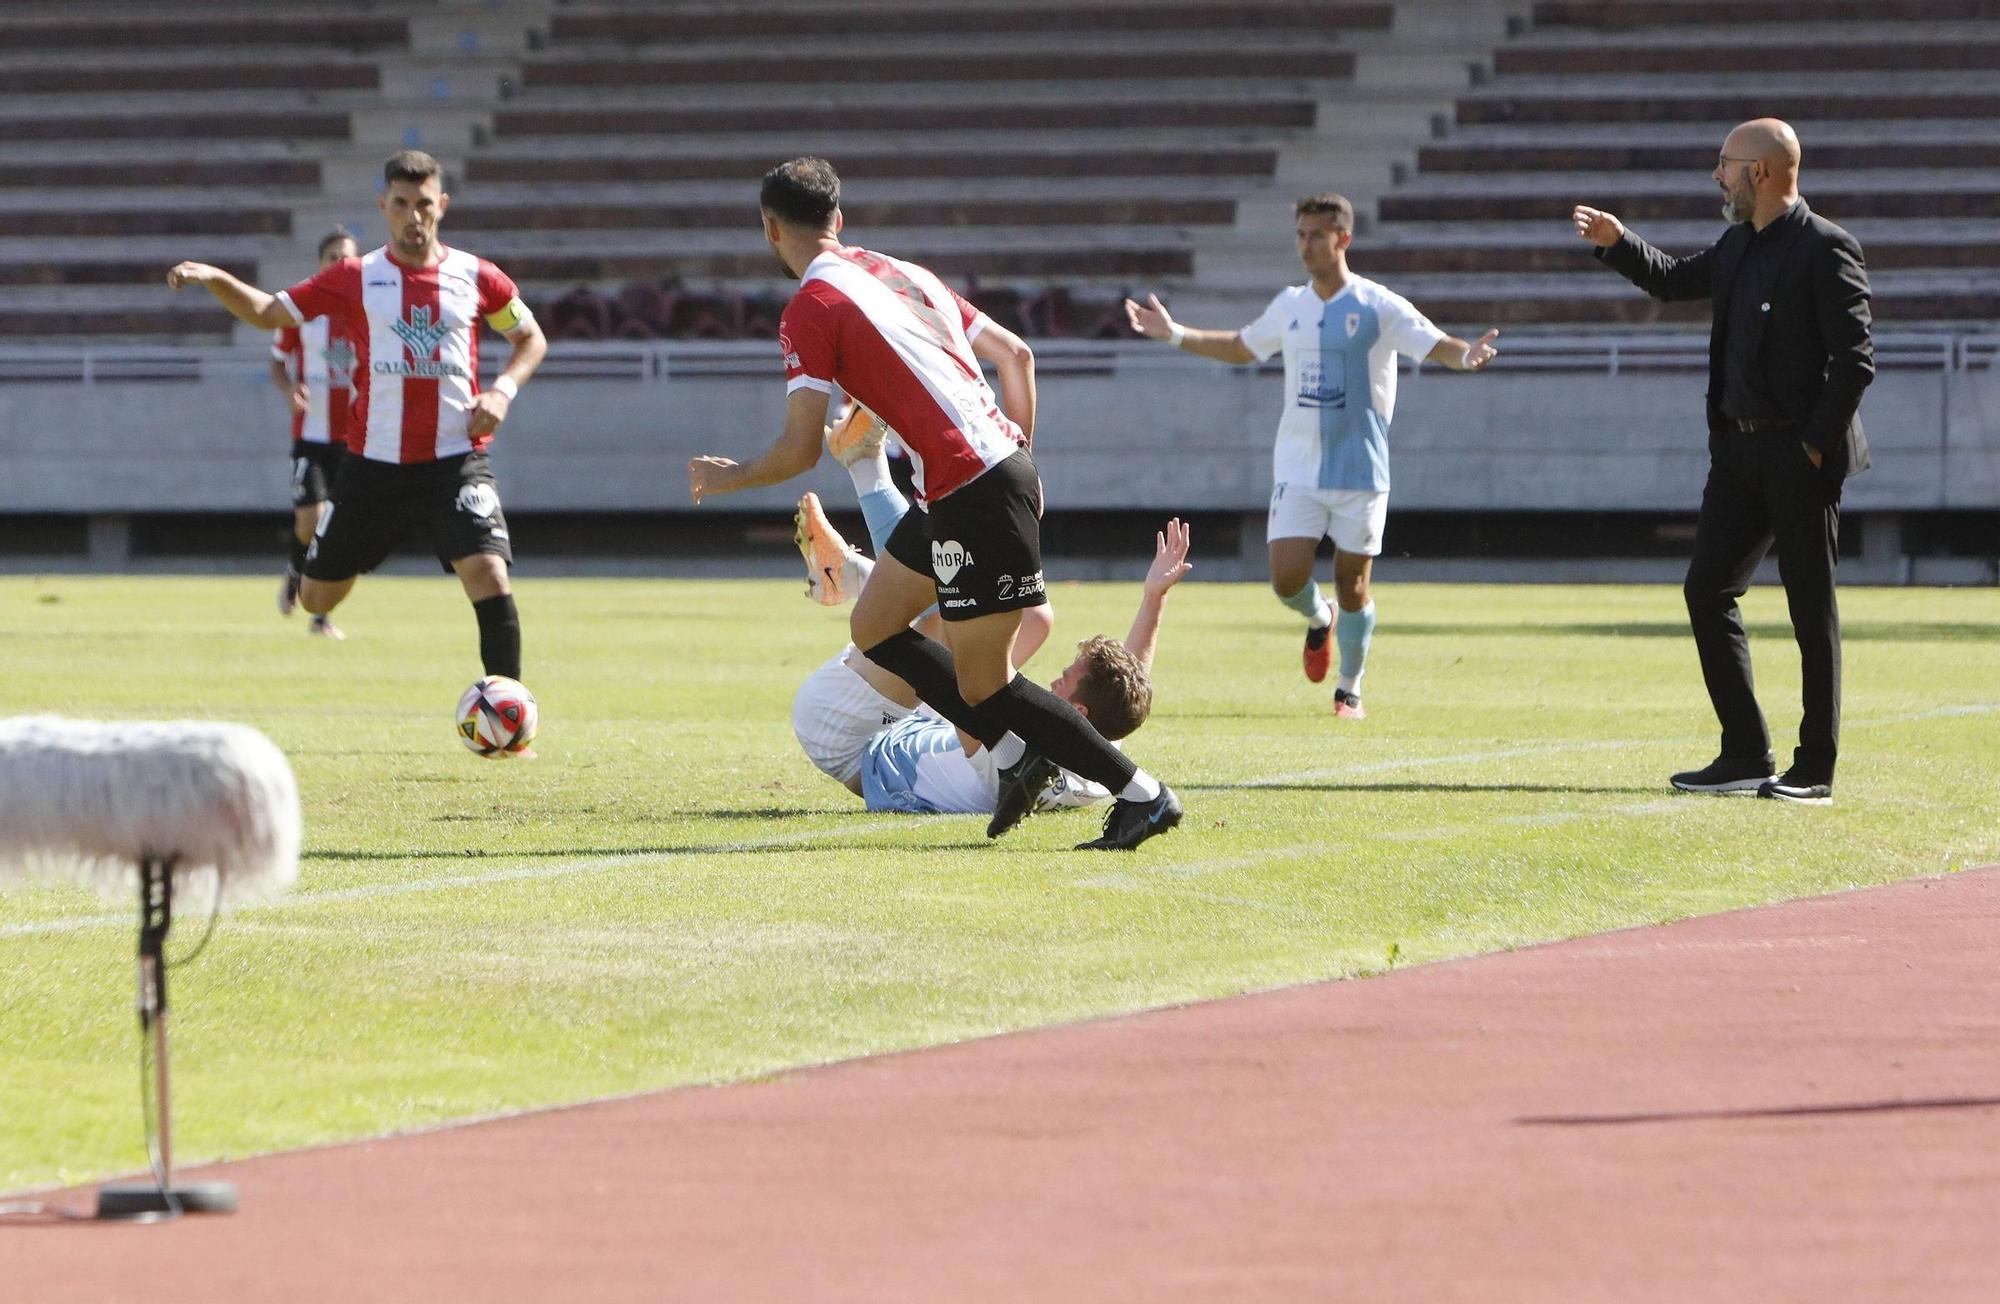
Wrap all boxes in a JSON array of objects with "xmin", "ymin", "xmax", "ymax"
[{"xmin": 1572, "ymin": 118, "xmax": 1873, "ymax": 805}]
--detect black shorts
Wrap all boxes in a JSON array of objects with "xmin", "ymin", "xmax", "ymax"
[
  {"xmin": 288, "ymin": 440, "xmax": 344, "ymax": 508},
  {"xmin": 304, "ymin": 451, "xmax": 512, "ymax": 582},
  {"xmin": 885, "ymin": 448, "xmax": 1045, "ymax": 622}
]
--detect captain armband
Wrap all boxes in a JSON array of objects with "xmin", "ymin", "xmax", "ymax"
[{"xmin": 483, "ymin": 296, "xmax": 534, "ymax": 333}]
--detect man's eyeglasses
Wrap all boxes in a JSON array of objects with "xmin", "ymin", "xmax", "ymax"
[{"xmin": 1716, "ymin": 155, "xmax": 1760, "ymax": 170}]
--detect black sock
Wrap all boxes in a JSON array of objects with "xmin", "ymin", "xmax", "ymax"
[
  {"xmin": 473, "ymin": 593, "xmax": 522, "ymax": 680},
  {"xmin": 974, "ymin": 675, "xmax": 1139, "ymax": 792},
  {"xmin": 860, "ymin": 629, "xmax": 997, "ymax": 745},
  {"xmin": 287, "ymin": 536, "xmax": 308, "ymax": 575}
]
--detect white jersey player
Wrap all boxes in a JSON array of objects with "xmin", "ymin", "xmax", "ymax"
[
  {"xmin": 1125, "ymin": 192, "xmax": 1499, "ymax": 719},
  {"xmin": 791, "ymin": 473, "xmax": 1191, "ymax": 817}
]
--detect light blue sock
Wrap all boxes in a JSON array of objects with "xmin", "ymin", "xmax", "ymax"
[
  {"xmin": 1277, "ymin": 580, "xmax": 1332, "ymax": 627},
  {"xmin": 1336, "ymin": 602, "xmax": 1375, "ymax": 688},
  {"xmin": 857, "ymin": 486, "xmax": 909, "ymax": 558}
]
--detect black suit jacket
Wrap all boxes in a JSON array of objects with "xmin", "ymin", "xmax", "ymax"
[{"xmin": 1594, "ymin": 199, "xmax": 1874, "ymax": 480}]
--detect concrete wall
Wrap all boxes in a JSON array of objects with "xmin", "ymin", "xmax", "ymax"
[{"xmin": 3, "ymin": 351, "xmax": 1993, "ymax": 518}]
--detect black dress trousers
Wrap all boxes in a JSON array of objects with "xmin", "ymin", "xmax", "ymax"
[{"xmin": 1683, "ymin": 427, "xmax": 1842, "ymax": 780}]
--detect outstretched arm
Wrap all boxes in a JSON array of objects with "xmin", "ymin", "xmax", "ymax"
[
  {"xmin": 1123, "ymin": 517, "xmax": 1193, "ymax": 670},
  {"xmin": 1427, "ymin": 329, "xmax": 1500, "ymax": 372},
  {"xmin": 689, "ymin": 386, "xmax": 830, "ymax": 503},
  {"xmin": 1573, "ymin": 205, "xmax": 1717, "ymax": 302},
  {"xmin": 1125, "ymin": 293, "xmax": 1258, "ymax": 364},
  {"xmin": 166, "ymin": 262, "xmax": 296, "ymax": 331}
]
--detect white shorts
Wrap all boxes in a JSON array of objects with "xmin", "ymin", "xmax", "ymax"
[
  {"xmin": 791, "ymin": 647, "xmax": 915, "ymax": 785},
  {"xmin": 1266, "ymin": 483, "xmax": 1389, "ymax": 557}
]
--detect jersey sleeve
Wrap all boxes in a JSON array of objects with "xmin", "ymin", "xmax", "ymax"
[
  {"xmin": 780, "ymin": 293, "xmax": 838, "ymax": 395},
  {"xmin": 1238, "ymin": 290, "xmax": 1292, "ymax": 362},
  {"xmin": 271, "ymin": 326, "xmax": 299, "ymax": 368},
  {"xmin": 477, "ymin": 259, "xmax": 534, "ymax": 332},
  {"xmin": 1375, "ymin": 287, "xmax": 1448, "ymax": 361},
  {"xmin": 278, "ymin": 256, "xmax": 360, "ymax": 326},
  {"xmin": 946, "ymin": 285, "xmax": 990, "ymax": 342}
]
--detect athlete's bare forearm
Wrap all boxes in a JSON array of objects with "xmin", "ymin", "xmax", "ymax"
[
  {"xmin": 166, "ymin": 262, "xmax": 292, "ymax": 331},
  {"xmin": 973, "ymin": 322, "xmax": 1036, "ymax": 446},
  {"xmin": 1173, "ymin": 328, "xmax": 1259, "ymax": 365},
  {"xmin": 497, "ymin": 319, "xmax": 548, "ymax": 390}
]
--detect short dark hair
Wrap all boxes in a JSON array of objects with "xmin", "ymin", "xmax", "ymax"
[
  {"xmin": 1070, "ymin": 636, "xmax": 1152, "ymax": 742},
  {"xmin": 1294, "ymin": 192, "xmax": 1355, "ymax": 232},
  {"xmin": 317, "ymin": 226, "xmax": 357, "ymax": 258},
  {"xmin": 760, "ymin": 157, "xmax": 841, "ymax": 230},
  {"xmin": 383, "ymin": 150, "xmax": 444, "ymax": 190}
]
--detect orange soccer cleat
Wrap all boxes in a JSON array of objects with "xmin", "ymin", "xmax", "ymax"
[
  {"xmin": 1302, "ymin": 623, "xmax": 1331, "ymax": 683},
  {"xmin": 825, "ymin": 403, "xmax": 888, "ymax": 468},
  {"xmin": 795, "ymin": 491, "xmax": 857, "ymax": 606}
]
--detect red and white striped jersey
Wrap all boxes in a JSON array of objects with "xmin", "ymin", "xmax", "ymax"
[
  {"xmin": 781, "ymin": 247, "xmax": 1022, "ymax": 503},
  {"xmin": 277, "ymin": 245, "xmax": 530, "ymax": 465},
  {"xmin": 270, "ymin": 316, "xmax": 357, "ymax": 448}
]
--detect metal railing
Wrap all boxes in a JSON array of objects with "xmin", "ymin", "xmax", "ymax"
[{"xmin": 0, "ymin": 330, "xmax": 1992, "ymax": 385}]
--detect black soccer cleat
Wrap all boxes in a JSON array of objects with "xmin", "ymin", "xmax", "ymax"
[
  {"xmin": 1077, "ymin": 785, "xmax": 1183, "ymax": 851},
  {"xmin": 1669, "ymin": 755, "xmax": 1775, "ymax": 795},
  {"xmin": 987, "ymin": 750, "xmax": 1060, "ymax": 838}
]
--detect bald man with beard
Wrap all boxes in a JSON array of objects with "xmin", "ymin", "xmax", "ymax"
[{"xmin": 1573, "ymin": 118, "xmax": 1873, "ymax": 806}]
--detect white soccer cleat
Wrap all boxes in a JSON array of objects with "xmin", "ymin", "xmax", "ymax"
[
  {"xmin": 795, "ymin": 492, "xmax": 858, "ymax": 606},
  {"xmin": 825, "ymin": 403, "xmax": 888, "ymax": 468},
  {"xmin": 308, "ymin": 613, "xmax": 345, "ymax": 640}
]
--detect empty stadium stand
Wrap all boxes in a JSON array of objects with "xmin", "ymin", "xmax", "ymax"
[
  {"xmin": 0, "ymin": 0, "xmax": 1994, "ymax": 584},
  {"xmin": 1366, "ymin": 0, "xmax": 2000, "ymax": 327}
]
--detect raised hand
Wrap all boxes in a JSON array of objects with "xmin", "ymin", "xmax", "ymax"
[
  {"xmin": 1571, "ymin": 206, "xmax": 1625, "ymax": 248},
  {"xmin": 1462, "ymin": 328, "xmax": 1500, "ymax": 370},
  {"xmin": 1145, "ymin": 517, "xmax": 1193, "ymax": 595},
  {"xmin": 1123, "ymin": 292, "xmax": 1176, "ymax": 342}
]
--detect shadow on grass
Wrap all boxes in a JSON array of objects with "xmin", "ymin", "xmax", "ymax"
[
  {"xmin": 1519, "ymin": 1095, "xmax": 2000, "ymax": 1126},
  {"xmin": 1184, "ymin": 781, "xmax": 1664, "ymax": 795},
  {"xmin": 1401, "ymin": 620, "xmax": 2000, "ymax": 643},
  {"xmin": 300, "ymin": 833, "xmax": 995, "ymax": 862}
]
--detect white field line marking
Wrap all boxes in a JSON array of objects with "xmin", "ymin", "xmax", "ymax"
[
  {"xmin": 0, "ymin": 819, "xmax": 910, "ymax": 940},
  {"xmin": 7, "ymin": 702, "xmax": 1996, "ymax": 940}
]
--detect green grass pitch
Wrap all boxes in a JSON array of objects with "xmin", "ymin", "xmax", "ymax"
[{"xmin": 3, "ymin": 573, "xmax": 1997, "ymax": 1191}]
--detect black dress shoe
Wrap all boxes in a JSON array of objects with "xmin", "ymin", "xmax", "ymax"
[
  {"xmin": 1759, "ymin": 770, "xmax": 1833, "ymax": 805},
  {"xmin": 1670, "ymin": 755, "xmax": 1776, "ymax": 794}
]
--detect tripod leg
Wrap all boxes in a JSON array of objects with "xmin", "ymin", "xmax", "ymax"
[{"xmin": 97, "ymin": 858, "xmax": 236, "ymax": 1219}]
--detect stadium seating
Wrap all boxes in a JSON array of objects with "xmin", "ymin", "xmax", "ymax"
[
  {"xmin": 479, "ymin": 0, "xmax": 1381, "ymax": 338},
  {"xmin": 10, "ymin": 0, "xmax": 1995, "ymax": 339},
  {"xmin": 0, "ymin": 8, "xmax": 406, "ymax": 341},
  {"xmin": 1363, "ymin": 0, "xmax": 2000, "ymax": 326}
]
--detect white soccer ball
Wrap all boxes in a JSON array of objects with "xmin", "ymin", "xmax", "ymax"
[{"xmin": 456, "ymin": 676, "xmax": 538, "ymax": 758}]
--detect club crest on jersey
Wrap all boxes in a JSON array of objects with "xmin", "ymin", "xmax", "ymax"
[
  {"xmin": 1345, "ymin": 313, "xmax": 1361, "ymax": 338},
  {"xmin": 931, "ymin": 540, "xmax": 972, "ymax": 584},
  {"xmin": 456, "ymin": 483, "xmax": 499, "ymax": 518},
  {"xmin": 321, "ymin": 337, "xmax": 357, "ymax": 388},
  {"xmin": 392, "ymin": 305, "xmax": 449, "ymax": 360}
]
